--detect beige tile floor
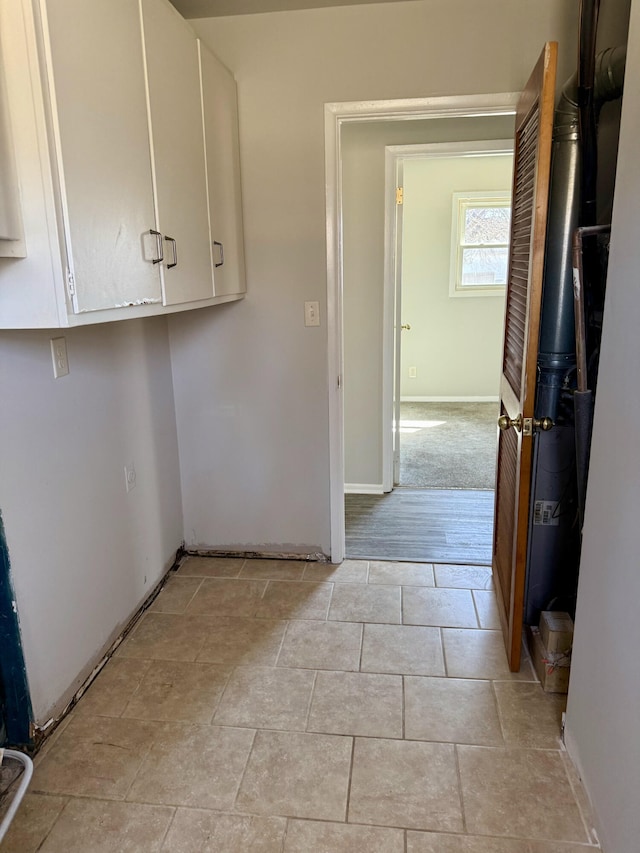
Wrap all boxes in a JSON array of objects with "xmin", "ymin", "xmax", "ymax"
[{"xmin": 1, "ymin": 557, "xmax": 600, "ymax": 852}]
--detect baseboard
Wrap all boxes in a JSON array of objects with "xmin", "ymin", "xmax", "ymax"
[
  {"xmin": 401, "ymin": 396, "xmax": 499, "ymax": 403},
  {"xmin": 345, "ymin": 483, "xmax": 385, "ymax": 495}
]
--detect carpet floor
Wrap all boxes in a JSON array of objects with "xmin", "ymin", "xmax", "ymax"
[{"xmin": 399, "ymin": 401, "xmax": 499, "ymax": 490}]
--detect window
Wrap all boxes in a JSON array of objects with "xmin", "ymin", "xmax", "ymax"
[{"xmin": 449, "ymin": 191, "xmax": 511, "ymax": 297}]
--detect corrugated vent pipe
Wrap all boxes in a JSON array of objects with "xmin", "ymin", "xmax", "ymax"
[{"xmin": 536, "ymin": 46, "xmax": 625, "ymax": 420}]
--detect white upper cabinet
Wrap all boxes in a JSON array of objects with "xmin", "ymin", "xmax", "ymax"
[
  {"xmin": 0, "ymin": 0, "xmax": 245, "ymax": 329},
  {"xmin": 41, "ymin": 0, "xmax": 161, "ymax": 313},
  {"xmin": 141, "ymin": 0, "xmax": 213, "ymax": 306},
  {"xmin": 199, "ymin": 41, "xmax": 246, "ymax": 298}
]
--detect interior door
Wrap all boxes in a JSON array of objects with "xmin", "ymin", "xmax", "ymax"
[{"xmin": 492, "ymin": 42, "xmax": 557, "ymax": 671}]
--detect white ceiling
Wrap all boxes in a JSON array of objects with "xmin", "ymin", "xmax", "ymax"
[{"xmin": 171, "ymin": 0, "xmax": 413, "ymax": 19}]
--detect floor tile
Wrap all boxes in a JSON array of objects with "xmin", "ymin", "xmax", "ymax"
[
  {"xmin": 213, "ymin": 666, "xmax": 315, "ymax": 730},
  {"xmin": 148, "ymin": 575, "xmax": 203, "ymax": 614},
  {"xmin": 457, "ymin": 746, "xmax": 588, "ymax": 842},
  {"xmin": 403, "ymin": 587, "xmax": 478, "ymax": 628},
  {"xmin": 472, "ymin": 589, "xmax": 502, "ymax": 628},
  {"xmin": 32, "ymin": 716, "xmax": 157, "ymax": 800},
  {"xmin": 161, "ymin": 810, "xmax": 286, "ymax": 852},
  {"xmin": 442, "ymin": 629, "xmax": 536, "ymax": 680},
  {"xmin": 121, "ymin": 660, "xmax": 231, "ymax": 724},
  {"xmin": 255, "ymin": 581, "xmax": 333, "ymax": 620},
  {"xmin": 560, "ymin": 752, "xmax": 600, "ymax": 845},
  {"xmin": 285, "ymin": 819, "xmax": 404, "ymax": 852},
  {"xmin": 196, "ymin": 616, "xmax": 288, "ymax": 666},
  {"xmin": 494, "ymin": 682, "xmax": 566, "ymax": 749},
  {"xmin": 127, "ymin": 724, "xmax": 255, "ymax": 810},
  {"xmin": 116, "ymin": 613, "xmax": 207, "ymax": 662},
  {"xmin": 307, "ymin": 671, "xmax": 403, "ymax": 738},
  {"xmin": 38, "ymin": 800, "xmax": 174, "ymax": 852},
  {"xmin": 404, "ymin": 677, "xmax": 503, "ymax": 745},
  {"xmin": 177, "ymin": 556, "xmax": 244, "ymax": 578},
  {"xmin": 276, "ymin": 620, "xmax": 362, "ymax": 670},
  {"xmin": 407, "ymin": 832, "xmax": 531, "ymax": 852},
  {"xmin": 349, "ymin": 737, "xmax": 463, "ymax": 831},
  {"xmin": 235, "ymin": 730, "xmax": 352, "ymax": 821},
  {"xmin": 303, "ymin": 559, "xmax": 369, "ymax": 583},
  {"xmin": 73, "ymin": 658, "xmax": 151, "ymax": 718},
  {"xmin": 329, "ymin": 583, "xmax": 401, "ymax": 623},
  {"xmin": 0, "ymin": 793, "xmax": 67, "ymax": 853},
  {"xmin": 360, "ymin": 624, "xmax": 445, "ymax": 676},
  {"xmin": 239, "ymin": 559, "xmax": 306, "ymax": 581},
  {"xmin": 185, "ymin": 578, "xmax": 268, "ymax": 618},
  {"xmin": 369, "ymin": 561, "xmax": 435, "ymax": 586},
  {"xmin": 434, "ymin": 565, "xmax": 494, "ymax": 590}
]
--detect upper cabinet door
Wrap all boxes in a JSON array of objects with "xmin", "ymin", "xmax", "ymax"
[
  {"xmin": 141, "ymin": 0, "xmax": 213, "ymax": 306},
  {"xmin": 199, "ymin": 42, "xmax": 246, "ymax": 298},
  {"xmin": 40, "ymin": 0, "xmax": 161, "ymax": 313}
]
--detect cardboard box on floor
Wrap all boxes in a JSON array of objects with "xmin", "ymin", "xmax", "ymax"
[{"xmin": 527, "ymin": 609, "xmax": 574, "ymax": 694}]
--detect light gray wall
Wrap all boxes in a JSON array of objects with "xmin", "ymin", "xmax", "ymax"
[
  {"xmin": 0, "ymin": 319, "xmax": 182, "ymax": 722},
  {"xmin": 400, "ymin": 153, "xmax": 512, "ymax": 399},
  {"xmin": 564, "ymin": 2, "xmax": 638, "ymax": 851},
  {"xmin": 186, "ymin": 0, "xmax": 576, "ymax": 525},
  {"xmin": 342, "ymin": 118, "xmax": 513, "ymax": 488}
]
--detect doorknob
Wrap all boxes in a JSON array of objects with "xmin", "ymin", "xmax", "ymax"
[
  {"xmin": 498, "ymin": 414, "xmax": 523, "ymax": 432},
  {"xmin": 401, "ymin": 324, "xmax": 411, "ymax": 330},
  {"xmin": 498, "ymin": 414, "xmax": 554, "ymax": 434}
]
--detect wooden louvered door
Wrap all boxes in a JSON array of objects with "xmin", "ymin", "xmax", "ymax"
[{"xmin": 492, "ymin": 43, "xmax": 557, "ymax": 671}]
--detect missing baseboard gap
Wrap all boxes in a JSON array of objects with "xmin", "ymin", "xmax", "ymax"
[
  {"xmin": 31, "ymin": 543, "xmax": 188, "ymax": 751},
  {"xmin": 186, "ymin": 547, "xmax": 330, "ymax": 563}
]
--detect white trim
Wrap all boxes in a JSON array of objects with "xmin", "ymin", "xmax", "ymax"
[
  {"xmin": 325, "ymin": 93, "xmax": 518, "ymax": 564},
  {"xmin": 345, "ymin": 483, "xmax": 386, "ymax": 495},
  {"xmin": 387, "ymin": 139, "xmax": 514, "ymax": 160},
  {"xmin": 401, "ymin": 395, "xmax": 500, "ymax": 403}
]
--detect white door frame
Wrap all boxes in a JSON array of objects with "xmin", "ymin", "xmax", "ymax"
[
  {"xmin": 325, "ymin": 94, "xmax": 518, "ymax": 563},
  {"xmin": 383, "ymin": 139, "xmax": 515, "ymax": 493}
]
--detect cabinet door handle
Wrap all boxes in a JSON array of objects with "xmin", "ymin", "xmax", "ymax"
[
  {"xmin": 165, "ymin": 236, "xmax": 178, "ymax": 269},
  {"xmin": 149, "ymin": 229, "xmax": 163, "ymax": 264},
  {"xmin": 213, "ymin": 240, "xmax": 224, "ymax": 268}
]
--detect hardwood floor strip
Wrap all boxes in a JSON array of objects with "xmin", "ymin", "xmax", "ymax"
[{"xmin": 345, "ymin": 489, "xmax": 494, "ymax": 565}]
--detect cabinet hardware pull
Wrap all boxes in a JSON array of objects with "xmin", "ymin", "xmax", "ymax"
[
  {"xmin": 213, "ymin": 240, "xmax": 224, "ymax": 268},
  {"xmin": 149, "ymin": 229, "xmax": 163, "ymax": 264},
  {"xmin": 165, "ymin": 236, "xmax": 178, "ymax": 269}
]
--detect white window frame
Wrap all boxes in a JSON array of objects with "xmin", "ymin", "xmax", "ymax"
[{"xmin": 449, "ymin": 190, "xmax": 511, "ymax": 298}]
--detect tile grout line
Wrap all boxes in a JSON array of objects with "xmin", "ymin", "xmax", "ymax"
[
  {"xmin": 344, "ymin": 736, "xmax": 356, "ymax": 824},
  {"xmin": 274, "ymin": 618, "xmax": 293, "ymax": 668},
  {"xmin": 230, "ymin": 728, "xmax": 259, "ymax": 812},
  {"xmin": 490, "ymin": 680, "xmax": 508, "ymax": 745},
  {"xmin": 303, "ymin": 670, "xmax": 319, "ymax": 732},
  {"xmin": 453, "ymin": 743, "xmax": 468, "ymax": 834},
  {"xmin": 401, "ymin": 675, "xmax": 406, "ymax": 740},
  {"xmin": 157, "ymin": 805, "xmax": 179, "ymax": 849},
  {"xmin": 560, "ymin": 749, "xmax": 600, "ymax": 846},
  {"xmin": 358, "ymin": 622, "xmax": 365, "ymax": 672},
  {"xmin": 440, "ymin": 627, "xmax": 448, "ymax": 677},
  {"xmin": 470, "ymin": 588, "xmax": 481, "ymax": 628}
]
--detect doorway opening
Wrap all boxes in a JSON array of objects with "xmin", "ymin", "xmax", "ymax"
[{"xmin": 325, "ymin": 95, "xmax": 517, "ymax": 565}]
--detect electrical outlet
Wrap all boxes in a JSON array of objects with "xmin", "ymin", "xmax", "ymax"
[
  {"xmin": 408, "ymin": 366, "xmax": 417, "ymax": 378},
  {"xmin": 124, "ymin": 463, "xmax": 137, "ymax": 493},
  {"xmin": 304, "ymin": 301, "xmax": 320, "ymax": 327},
  {"xmin": 50, "ymin": 337, "xmax": 69, "ymax": 378}
]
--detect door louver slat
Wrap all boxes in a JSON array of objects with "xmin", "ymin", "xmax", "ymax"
[{"xmin": 503, "ymin": 105, "xmax": 539, "ymax": 395}]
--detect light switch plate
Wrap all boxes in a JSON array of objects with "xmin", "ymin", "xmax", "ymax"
[
  {"xmin": 50, "ymin": 337, "xmax": 69, "ymax": 378},
  {"xmin": 304, "ymin": 301, "xmax": 320, "ymax": 327}
]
